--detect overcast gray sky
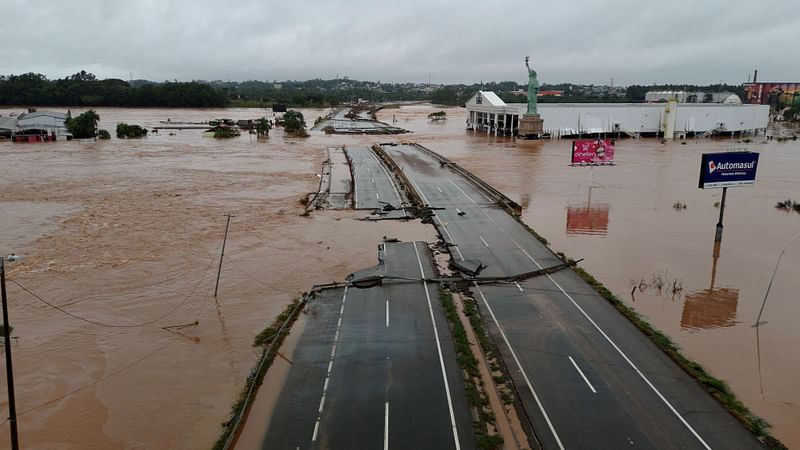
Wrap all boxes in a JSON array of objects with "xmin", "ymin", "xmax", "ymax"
[{"xmin": 3, "ymin": 0, "xmax": 797, "ymax": 86}]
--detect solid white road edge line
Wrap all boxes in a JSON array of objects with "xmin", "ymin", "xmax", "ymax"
[
  {"xmin": 448, "ymin": 179, "xmax": 477, "ymax": 204},
  {"xmin": 475, "ymin": 283, "xmax": 565, "ymax": 450},
  {"xmin": 512, "ymin": 240, "xmax": 713, "ymax": 450},
  {"xmin": 409, "ymin": 178, "xmax": 464, "ymax": 260},
  {"xmin": 413, "ymin": 242, "xmax": 461, "ymax": 450},
  {"xmin": 369, "ymin": 147, "xmax": 403, "ymax": 205}
]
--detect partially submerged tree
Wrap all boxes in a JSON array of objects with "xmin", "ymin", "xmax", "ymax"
[
  {"xmin": 283, "ymin": 110, "xmax": 308, "ymax": 136},
  {"xmin": 116, "ymin": 123, "xmax": 148, "ymax": 138},
  {"xmin": 255, "ymin": 117, "xmax": 271, "ymax": 137},
  {"xmin": 213, "ymin": 127, "xmax": 238, "ymax": 138},
  {"xmin": 66, "ymin": 109, "xmax": 100, "ymax": 138}
]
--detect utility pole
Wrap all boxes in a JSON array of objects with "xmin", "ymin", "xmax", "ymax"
[
  {"xmin": 214, "ymin": 213, "xmax": 236, "ymax": 297},
  {"xmin": 1, "ymin": 255, "xmax": 20, "ymax": 450}
]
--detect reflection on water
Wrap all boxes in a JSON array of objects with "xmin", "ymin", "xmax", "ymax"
[
  {"xmin": 566, "ymin": 203, "xmax": 609, "ymax": 236},
  {"xmin": 681, "ymin": 241, "xmax": 740, "ymax": 332},
  {"xmin": 681, "ymin": 287, "xmax": 739, "ymax": 331},
  {"xmin": 565, "ymin": 186, "xmax": 609, "ymax": 236}
]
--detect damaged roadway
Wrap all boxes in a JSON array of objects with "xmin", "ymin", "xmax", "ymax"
[
  {"xmin": 256, "ymin": 142, "xmax": 765, "ymax": 450},
  {"xmin": 260, "ymin": 242, "xmax": 477, "ymax": 450},
  {"xmin": 378, "ymin": 143, "xmax": 764, "ymax": 449}
]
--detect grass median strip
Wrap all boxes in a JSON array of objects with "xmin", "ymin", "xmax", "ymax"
[{"xmin": 439, "ymin": 287, "xmax": 504, "ymax": 450}]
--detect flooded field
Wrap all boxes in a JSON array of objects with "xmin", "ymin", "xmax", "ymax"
[{"xmin": 1, "ymin": 104, "xmax": 798, "ymax": 448}]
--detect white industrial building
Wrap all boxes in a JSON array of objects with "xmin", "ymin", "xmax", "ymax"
[
  {"xmin": 1, "ymin": 110, "xmax": 73, "ymax": 142},
  {"xmin": 465, "ymin": 91, "xmax": 769, "ymax": 139}
]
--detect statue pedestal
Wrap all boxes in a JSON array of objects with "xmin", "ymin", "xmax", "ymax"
[{"xmin": 518, "ymin": 113, "xmax": 544, "ymax": 139}]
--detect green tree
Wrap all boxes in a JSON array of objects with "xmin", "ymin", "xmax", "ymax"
[
  {"xmin": 431, "ymin": 87, "xmax": 459, "ymax": 105},
  {"xmin": 283, "ymin": 110, "xmax": 307, "ymax": 136},
  {"xmin": 213, "ymin": 127, "xmax": 238, "ymax": 138},
  {"xmin": 255, "ymin": 117, "xmax": 271, "ymax": 137},
  {"xmin": 97, "ymin": 129, "xmax": 111, "ymax": 139},
  {"xmin": 66, "ymin": 110, "xmax": 100, "ymax": 138},
  {"xmin": 116, "ymin": 123, "xmax": 148, "ymax": 138},
  {"xmin": 784, "ymin": 104, "xmax": 800, "ymax": 122}
]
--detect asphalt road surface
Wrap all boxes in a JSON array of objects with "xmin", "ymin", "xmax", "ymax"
[
  {"xmin": 345, "ymin": 146, "xmax": 404, "ymax": 210},
  {"xmin": 260, "ymin": 242, "xmax": 477, "ymax": 450},
  {"xmin": 380, "ymin": 143, "xmax": 764, "ymax": 449}
]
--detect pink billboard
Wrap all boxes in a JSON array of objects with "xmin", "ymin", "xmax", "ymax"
[{"xmin": 572, "ymin": 140, "xmax": 615, "ymax": 164}]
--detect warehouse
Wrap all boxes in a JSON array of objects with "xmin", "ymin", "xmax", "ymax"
[{"xmin": 465, "ymin": 91, "xmax": 770, "ymax": 139}]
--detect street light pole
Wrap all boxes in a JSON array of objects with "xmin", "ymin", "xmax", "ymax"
[
  {"xmin": 754, "ymin": 233, "xmax": 800, "ymax": 327},
  {"xmin": 1, "ymin": 257, "xmax": 19, "ymax": 450}
]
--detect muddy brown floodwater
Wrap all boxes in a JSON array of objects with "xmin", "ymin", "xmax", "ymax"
[
  {"xmin": 0, "ymin": 106, "xmax": 436, "ymax": 449},
  {"xmin": 1, "ymin": 104, "xmax": 798, "ymax": 448}
]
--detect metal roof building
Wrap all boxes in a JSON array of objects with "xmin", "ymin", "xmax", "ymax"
[
  {"xmin": 14, "ymin": 110, "xmax": 72, "ymax": 141},
  {"xmin": 0, "ymin": 116, "xmax": 17, "ymax": 138},
  {"xmin": 465, "ymin": 91, "xmax": 768, "ymax": 139}
]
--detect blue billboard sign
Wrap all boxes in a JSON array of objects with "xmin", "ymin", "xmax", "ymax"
[{"xmin": 698, "ymin": 151, "xmax": 760, "ymax": 189}]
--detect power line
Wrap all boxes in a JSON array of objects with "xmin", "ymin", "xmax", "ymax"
[
  {"xmin": 15, "ymin": 337, "xmax": 177, "ymax": 418},
  {"xmin": 8, "ymin": 236, "xmax": 224, "ymax": 328},
  {"xmin": 226, "ymin": 257, "xmax": 274, "ymax": 289}
]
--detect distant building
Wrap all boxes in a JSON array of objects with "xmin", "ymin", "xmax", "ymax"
[
  {"xmin": 11, "ymin": 109, "xmax": 72, "ymax": 142},
  {"xmin": 465, "ymin": 90, "xmax": 768, "ymax": 139},
  {"xmin": 0, "ymin": 116, "xmax": 17, "ymax": 139},
  {"xmin": 645, "ymin": 91, "xmax": 741, "ymax": 104},
  {"xmin": 743, "ymin": 82, "xmax": 800, "ymax": 105},
  {"xmin": 510, "ymin": 89, "xmax": 565, "ymax": 97}
]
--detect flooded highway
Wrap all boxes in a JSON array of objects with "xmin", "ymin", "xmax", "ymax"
[
  {"xmin": 1, "ymin": 104, "xmax": 799, "ymax": 448},
  {"xmin": 379, "ymin": 106, "xmax": 800, "ymax": 447}
]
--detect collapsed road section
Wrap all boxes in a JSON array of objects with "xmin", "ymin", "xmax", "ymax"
[
  {"xmin": 260, "ymin": 242, "xmax": 477, "ymax": 450},
  {"xmin": 241, "ymin": 142, "xmax": 766, "ymax": 450},
  {"xmin": 309, "ymin": 146, "xmax": 411, "ymax": 219},
  {"xmin": 312, "ymin": 106, "xmax": 409, "ymax": 135}
]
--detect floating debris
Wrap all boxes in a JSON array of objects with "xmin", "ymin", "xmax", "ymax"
[{"xmin": 775, "ymin": 199, "xmax": 800, "ymax": 212}]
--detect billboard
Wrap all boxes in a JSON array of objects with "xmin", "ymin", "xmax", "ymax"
[
  {"xmin": 743, "ymin": 82, "xmax": 800, "ymax": 105},
  {"xmin": 698, "ymin": 152, "xmax": 759, "ymax": 189},
  {"xmin": 272, "ymin": 103, "xmax": 287, "ymax": 113},
  {"xmin": 572, "ymin": 140, "xmax": 615, "ymax": 164}
]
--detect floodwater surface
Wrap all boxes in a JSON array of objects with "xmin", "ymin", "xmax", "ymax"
[
  {"xmin": 0, "ymin": 106, "xmax": 434, "ymax": 449},
  {"xmin": 1, "ymin": 105, "xmax": 799, "ymax": 448}
]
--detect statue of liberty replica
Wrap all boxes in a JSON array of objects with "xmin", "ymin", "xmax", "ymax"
[
  {"xmin": 525, "ymin": 56, "xmax": 539, "ymax": 114},
  {"xmin": 518, "ymin": 56, "xmax": 544, "ymax": 139}
]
